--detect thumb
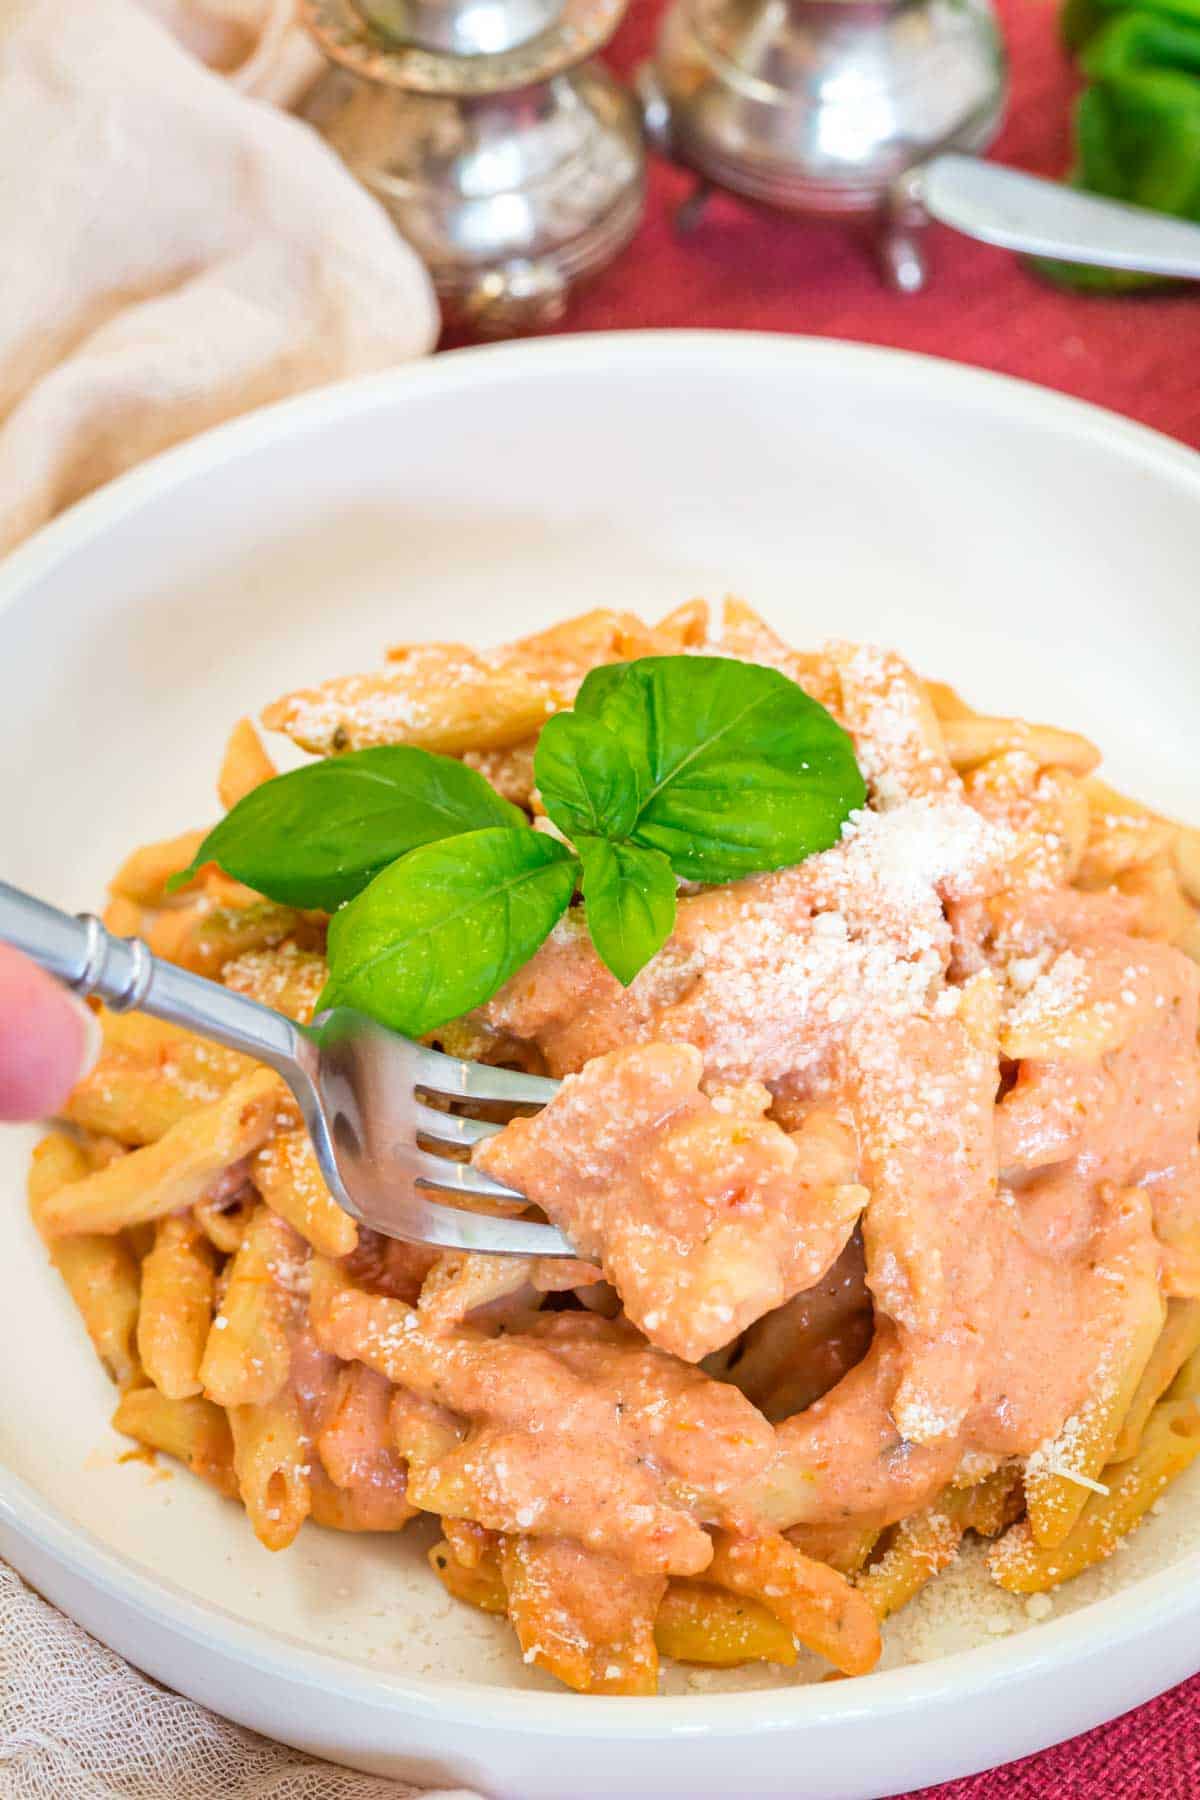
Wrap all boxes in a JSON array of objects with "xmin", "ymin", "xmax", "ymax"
[{"xmin": 0, "ymin": 945, "xmax": 102, "ymax": 1123}]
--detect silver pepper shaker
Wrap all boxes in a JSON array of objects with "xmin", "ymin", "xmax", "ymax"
[
  {"xmin": 301, "ymin": 0, "xmax": 646, "ymax": 334},
  {"xmin": 638, "ymin": 0, "xmax": 1006, "ymax": 291}
]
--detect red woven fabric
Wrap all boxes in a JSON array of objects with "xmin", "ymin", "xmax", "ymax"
[
  {"xmin": 476, "ymin": 0, "xmax": 1200, "ymax": 445},
  {"xmin": 447, "ymin": 0, "xmax": 1200, "ymax": 1783},
  {"xmin": 908, "ymin": 1674, "xmax": 1200, "ymax": 1797}
]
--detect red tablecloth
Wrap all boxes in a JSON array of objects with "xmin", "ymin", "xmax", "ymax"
[
  {"xmin": 510, "ymin": 0, "xmax": 1200, "ymax": 448},
  {"xmin": 491, "ymin": 0, "xmax": 1199, "ymax": 1788},
  {"xmin": 908, "ymin": 1679, "xmax": 1200, "ymax": 1798}
]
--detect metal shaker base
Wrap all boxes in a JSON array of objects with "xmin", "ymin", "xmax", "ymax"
[
  {"xmin": 434, "ymin": 175, "xmax": 647, "ymax": 335},
  {"xmin": 636, "ymin": 0, "xmax": 1007, "ymax": 294}
]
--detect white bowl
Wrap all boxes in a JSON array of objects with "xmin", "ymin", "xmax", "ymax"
[{"xmin": 1, "ymin": 333, "xmax": 1197, "ymax": 1800}]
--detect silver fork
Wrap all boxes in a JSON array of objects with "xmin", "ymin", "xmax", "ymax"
[{"xmin": 0, "ymin": 882, "xmax": 573, "ymax": 1257}]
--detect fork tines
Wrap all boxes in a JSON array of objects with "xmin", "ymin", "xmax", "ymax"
[{"xmin": 410, "ymin": 1044, "xmax": 560, "ymax": 1211}]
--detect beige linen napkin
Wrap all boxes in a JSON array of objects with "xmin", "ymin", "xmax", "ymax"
[
  {"xmin": 0, "ymin": 1561, "xmax": 479, "ymax": 1797},
  {"xmin": 139, "ymin": 0, "xmax": 326, "ymax": 104},
  {"xmin": 0, "ymin": 4, "xmax": 466, "ymax": 1792},
  {"xmin": 0, "ymin": 0, "xmax": 439, "ymax": 557}
]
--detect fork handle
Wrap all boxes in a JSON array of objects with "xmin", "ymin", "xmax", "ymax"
[{"xmin": 0, "ymin": 881, "xmax": 306, "ymax": 1078}]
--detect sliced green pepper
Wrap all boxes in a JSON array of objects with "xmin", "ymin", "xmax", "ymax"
[{"xmin": 1034, "ymin": 0, "xmax": 1200, "ymax": 290}]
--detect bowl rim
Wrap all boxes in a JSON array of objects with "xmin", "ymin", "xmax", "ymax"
[{"xmin": 3, "ymin": 328, "xmax": 1199, "ymax": 1733}]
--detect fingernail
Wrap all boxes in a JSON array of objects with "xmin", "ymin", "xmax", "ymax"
[{"xmin": 64, "ymin": 993, "xmax": 103, "ymax": 1081}]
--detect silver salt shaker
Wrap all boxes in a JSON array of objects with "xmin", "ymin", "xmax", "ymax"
[
  {"xmin": 638, "ymin": 0, "xmax": 1006, "ymax": 290},
  {"xmin": 301, "ymin": 0, "xmax": 646, "ymax": 334}
]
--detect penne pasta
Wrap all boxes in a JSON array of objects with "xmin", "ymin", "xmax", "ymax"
[
  {"xmin": 495, "ymin": 609, "xmax": 655, "ymax": 689},
  {"xmin": 137, "ymin": 1213, "xmax": 218, "ymax": 1400},
  {"xmin": 705, "ymin": 1532, "xmax": 881, "ymax": 1677},
  {"xmin": 221, "ymin": 943, "xmax": 328, "ymax": 1024},
  {"xmin": 229, "ymin": 1384, "xmax": 312, "ymax": 1552},
  {"xmin": 785, "ymin": 1520, "xmax": 880, "ymax": 1577},
  {"xmin": 28, "ymin": 1133, "xmax": 141, "ymax": 1389},
  {"xmin": 1078, "ymin": 808, "xmax": 1176, "ymax": 891},
  {"xmin": 1111, "ymin": 1299, "xmax": 1200, "ymax": 1463},
  {"xmin": 716, "ymin": 598, "xmax": 838, "ymax": 705},
  {"xmin": 194, "ymin": 1187, "xmax": 256, "ymax": 1254},
  {"xmin": 1024, "ymin": 1292, "xmax": 1165, "ymax": 1549},
  {"xmin": 62, "ymin": 1056, "xmax": 205, "ymax": 1147},
  {"xmin": 265, "ymin": 646, "xmax": 555, "ymax": 757},
  {"xmin": 316, "ymin": 1363, "xmax": 414, "ymax": 1530},
  {"xmin": 217, "ymin": 717, "xmax": 277, "ymax": 810},
  {"xmin": 1115, "ymin": 853, "xmax": 1199, "ymax": 951},
  {"xmin": 855, "ymin": 1492, "xmax": 971, "ymax": 1623},
  {"xmin": 199, "ymin": 1203, "xmax": 307, "ymax": 1408},
  {"xmin": 147, "ymin": 898, "xmax": 307, "ymax": 979},
  {"xmin": 922, "ymin": 677, "xmax": 974, "ymax": 721},
  {"xmin": 308, "ymin": 1463, "xmax": 414, "ymax": 1533},
  {"xmin": 112, "ymin": 1388, "xmax": 238, "ymax": 1499},
  {"xmin": 654, "ymin": 1580, "xmax": 797, "ymax": 1668},
  {"xmin": 251, "ymin": 1130, "xmax": 357, "ymax": 1258},
  {"xmin": 991, "ymin": 1352, "xmax": 1200, "ymax": 1594},
  {"xmin": 429, "ymin": 1536, "xmax": 507, "ymax": 1613},
  {"xmin": 95, "ymin": 1011, "xmax": 253, "ymax": 1087},
  {"xmin": 39, "ymin": 1069, "xmax": 284, "ymax": 1237},
  {"xmin": 63, "ymin": 1011, "xmax": 253, "ymax": 1145},
  {"xmin": 959, "ymin": 1466, "xmax": 1023, "ymax": 1540},
  {"xmin": 109, "ymin": 830, "xmax": 208, "ymax": 905},
  {"xmin": 499, "ymin": 1535, "xmax": 664, "ymax": 1696},
  {"xmin": 654, "ymin": 598, "xmax": 710, "ymax": 649},
  {"xmin": 939, "ymin": 715, "xmax": 1101, "ymax": 776}
]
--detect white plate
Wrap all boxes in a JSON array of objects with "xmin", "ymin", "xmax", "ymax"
[{"xmin": 1, "ymin": 333, "xmax": 1198, "ymax": 1800}]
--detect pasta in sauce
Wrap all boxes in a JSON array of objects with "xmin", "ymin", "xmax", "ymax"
[{"xmin": 32, "ymin": 600, "xmax": 1200, "ymax": 1694}]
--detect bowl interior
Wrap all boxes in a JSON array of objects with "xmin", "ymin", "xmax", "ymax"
[{"xmin": 1, "ymin": 333, "xmax": 1198, "ymax": 1702}]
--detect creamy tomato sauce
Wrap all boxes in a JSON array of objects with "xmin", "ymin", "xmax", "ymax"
[
  {"xmin": 465, "ymin": 640, "xmax": 1200, "ymax": 1535},
  {"xmin": 314, "ymin": 1270, "xmax": 777, "ymax": 1572},
  {"xmin": 476, "ymin": 1043, "xmax": 865, "ymax": 1362}
]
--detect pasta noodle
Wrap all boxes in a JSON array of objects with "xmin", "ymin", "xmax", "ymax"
[
  {"xmin": 228, "ymin": 1385, "xmax": 311, "ymax": 1552},
  {"xmin": 990, "ymin": 1352, "xmax": 1200, "ymax": 1594},
  {"xmin": 112, "ymin": 1388, "xmax": 238, "ymax": 1499},
  {"xmin": 653, "ymin": 1580, "xmax": 797, "ymax": 1668},
  {"xmin": 38, "ymin": 1070, "xmax": 284, "ymax": 1236},
  {"xmin": 1112, "ymin": 1300, "xmax": 1200, "ymax": 1462},
  {"xmin": 137, "ymin": 1213, "xmax": 218, "ymax": 1399},
  {"xmin": 1023, "ymin": 1295, "xmax": 1165, "ymax": 1550},
  {"xmin": 28, "ymin": 1133, "xmax": 141, "ymax": 1389},
  {"xmin": 217, "ymin": 718, "xmax": 277, "ymax": 811},
  {"xmin": 855, "ymin": 1491, "xmax": 972, "ymax": 1623},
  {"xmin": 199, "ymin": 1204, "xmax": 306, "ymax": 1408},
  {"xmin": 33, "ymin": 599, "xmax": 1200, "ymax": 1693},
  {"xmin": 252, "ymin": 1130, "xmax": 358, "ymax": 1258}
]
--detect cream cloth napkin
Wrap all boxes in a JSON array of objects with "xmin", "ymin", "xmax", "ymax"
[
  {"xmin": 0, "ymin": 0, "xmax": 439, "ymax": 557},
  {"xmin": 0, "ymin": 1561, "xmax": 478, "ymax": 1797},
  {"xmin": 0, "ymin": 3, "xmax": 468, "ymax": 1793}
]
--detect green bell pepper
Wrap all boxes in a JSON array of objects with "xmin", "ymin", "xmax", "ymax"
[{"xmin": 1034, "ymin": 0, "xmax": 1200, "ymax": 289}]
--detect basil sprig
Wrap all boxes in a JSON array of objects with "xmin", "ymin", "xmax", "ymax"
[
  {"xmin": 171, "ymin": 746, "xmax": 523, "ymax": 910},
  {"xmin": 575, "ymin": 836, "xmax": 677, "ymax": 988},
  {"xmin": 321, "ymin": 829, "xmax": 577, "ymax": 1036},
  {"xmin": 535, "ymin": 656, "xmax": 866, "ymax": 881},
  {"xmin": 185, "ymin": 653, "xmax": 863, "ymax": 1035}
]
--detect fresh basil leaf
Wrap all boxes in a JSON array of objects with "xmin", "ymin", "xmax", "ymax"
[
  {"xmin": 577, "ymin": 836, "xmax": 676, "ymax": 987},
  {"xmin": 170, "ymin": 746, "xmax": 525, "ymax": 911},
  {"xmin": 533, "ymin": 711, "xmax": 641, "ymax": 842},
  {"xmin": 573, "ymin": 656, "xmax": 865, "ymax": 881},
  {"xmin": 319, "ymin": 827, "xmax": 577, "ymax": 1036},
  {"xmin": 567, "ymin": 659, "xmax": 630, "ymax": 719}
]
